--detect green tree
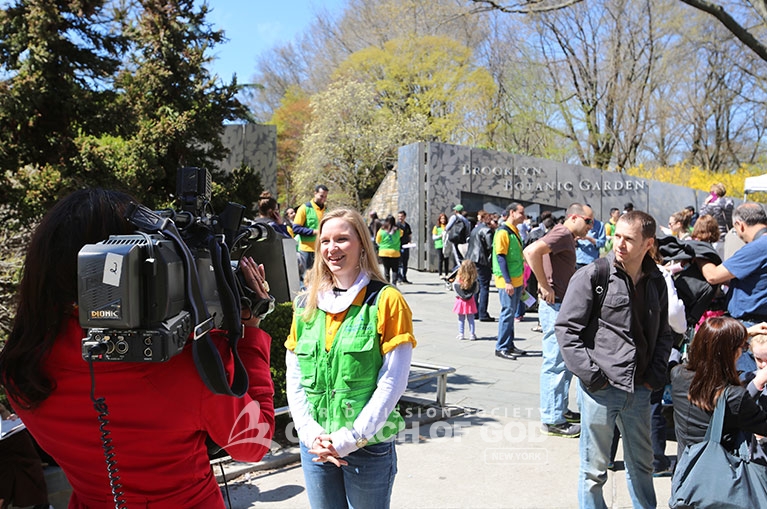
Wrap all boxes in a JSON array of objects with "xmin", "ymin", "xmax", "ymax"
[
  {"xmin": 110, "ymin": 0, "xmax": 248, "ymax": 207},
  {"xmin": 270, "ymin": 87, "xmax": 312, "ymax": 208},
  {"xmin": 296, "ymin": 80, "xmax": 426, "ymax": 210},
  {"xmin": 336, "ymin": 35, "xmax": 497, "ymax": 146},
  {"xmin": 0, "ymin": 0, "xmax": 127, "ymax": 210}
]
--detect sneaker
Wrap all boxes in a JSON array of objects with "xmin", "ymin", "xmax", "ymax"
[
  {"xmin": 468, "ymin": 334, "xmax": 477, "ymax": 341},
  {"xmin": 563, "ymin": 410, "xmax": 581, "ymax": 423},
  {"xmin": 456, "ymin": 333, "xmax": 464, "ymax": 340},
  {"xmin": 653, "ymin": 465, "xmax": 673, "ymax": 477},
  {"xmin": 531, "ymin": 324, "xmax": 543, "ymax": 333},
  {"xmin": 541, "ymin": 422, "xmax": 581, "ymax": 437}
]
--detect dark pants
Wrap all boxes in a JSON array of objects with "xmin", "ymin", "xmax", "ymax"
[
  {"xmin": 437, "ymin": 250, "xmax": 450, "ymax": 275},
  {"xmin": 0, "ymin": 430, "xmax": 49, "ymax": 508},
  {"xmin": 398, "ymin": 248, "xmax": 410, "ymax": 281},
  {"xmin": 475, "ymin": 264, "xmax": 492, "ymax": 320},
  {"xmin": 650, "ymin": 388, "xmax": 670, "ymax": 471},
  {"xmin": 382, "ymin": 257, "xmax": 400, "ymax": 284}
]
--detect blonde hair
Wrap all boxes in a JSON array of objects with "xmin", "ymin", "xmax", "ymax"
[
  {"xmin": 457, "ymin": 260, "xmax": 478, "ymax": 291},
  {"xmin": 711, "ymin": 182, "xmax": 727, "ymax": 197},
  {"xmin": 300, "ymin": 208, "xmax": 386, "ymax": 320},
  {"xmin": 751, "ymin": 334, "xmax": 767, "ymax": 347}
]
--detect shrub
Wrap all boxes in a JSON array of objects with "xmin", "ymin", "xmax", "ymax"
[{"xmin": 259, "ymin": 301, "xmax": 293, "ymax": 409}]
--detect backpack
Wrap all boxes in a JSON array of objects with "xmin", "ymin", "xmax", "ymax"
[{"xmin": 448, "ymin": 217, "xmax": 469, "ymax": 244}]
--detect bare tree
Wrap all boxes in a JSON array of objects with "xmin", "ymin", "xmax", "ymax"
[{"xmin": 528, "ymin": 0, "xmax": 657, "ymax": 169}]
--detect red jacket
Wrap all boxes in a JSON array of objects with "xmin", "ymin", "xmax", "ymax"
[{"xmin": 13, "ymin": 315, "xmax": 274, "ymax": 508}]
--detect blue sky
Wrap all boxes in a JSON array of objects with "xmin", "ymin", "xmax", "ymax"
[{"xmin": 203, "ymin": 0, "xmax": 346, "ymax": 83}]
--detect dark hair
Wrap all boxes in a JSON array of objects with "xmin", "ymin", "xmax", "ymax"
[
  {"xmin": 610, "ymin": 207, "xmax": 620, "ymax": 215},
  {"xmin": 398, "ymin": 210, "xmax": 407, "ymax": 217},
  {"xmin": 733, "ymin": 202, "xmax": 767, "ymax": 226},
  {"xmin": 505, "ymin": 202, "xmax": 522, "ymax": 215},
  {"xmin": 618, "ymin": 210, "xmax": 656, "ymax": 239},
  {"xmin": 691, "ymin": 214, "xmax": 720, "ymax": 243},
  {"xmin": 686, "ymin": 316, "xmax": 746, "ymax": 412},
  {"xmin": 257, "ymin": 191, "xmax": 278, "ymax": 217},
  {"xmin": 0, "ymin": 189, "xmax": 137, "ymax": 408},
  {"xmin": 669, "ymin": 210, "xmax": 690, "ymax": 232},
  {"xmin": 624, "ymin": 202, "xmax": 634, "ymax": 211},
  {"xmin": 315, "ymin": 184, "xmax": 328, "ymax": 193},
  {"xmin": 383, "ymin": 215, "xmax": 396, "ymax": 230},
  {"xmin": 565, "ymin": 203, "xmax": 588, "ymax": 216}
]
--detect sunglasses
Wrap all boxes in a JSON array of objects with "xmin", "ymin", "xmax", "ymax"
[{"xmin": 572, "ymin": 215, "xmax": 594, "ymax": 225}]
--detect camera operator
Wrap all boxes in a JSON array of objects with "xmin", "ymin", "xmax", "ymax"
[{"xmin": 0, "ymin": 188, "xmax": 275, "ymax": 508}]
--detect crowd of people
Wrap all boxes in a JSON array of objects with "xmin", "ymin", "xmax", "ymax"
[{"xmin": 2, "ymin": 178, "xmax": 767, "ymax": 508}]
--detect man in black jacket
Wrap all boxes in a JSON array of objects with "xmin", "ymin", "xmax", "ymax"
[
  {"xmin": 555, "ymin": 210, "xmax": 673, "ymax": 509},
  {"xmin": 466, "ymin": 210, "xmax": 495, "ymax": 322},
  {"xmin": 396, "ymin": 210, "xmax": 413, "ymax": 284}
]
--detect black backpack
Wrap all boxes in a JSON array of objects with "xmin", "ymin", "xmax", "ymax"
[{"xmin": 448, "ymin": 218, "xmax": 468, "ymax": 244}]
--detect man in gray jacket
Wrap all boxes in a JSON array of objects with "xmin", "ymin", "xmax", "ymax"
[{"xmin": 555, "ymin": 210, "xmax": 673, "ymax": 509}]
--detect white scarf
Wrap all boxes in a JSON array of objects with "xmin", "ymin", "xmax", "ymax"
[{"xmin": 316, "ymin": 271, "xmax": 371, "ymax": 314}]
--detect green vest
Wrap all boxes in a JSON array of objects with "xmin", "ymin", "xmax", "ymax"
[
  {"xmin": 293, "ymin": 281, "xmax": 405, "ymax": 444},
  {"xmin": 303, "ymin": 201, "xmax": 320, "ymax": 245},
  {"xmin": 433, "ymin": 226, "xmax": 444, "ymax": 249},
  {"xmin": 377, "ymin": 229, "xmax": 401, "ymax": 252},
  {"xmin": 492, "ymin": 224, "xmax": 524, "ymax": 281}
]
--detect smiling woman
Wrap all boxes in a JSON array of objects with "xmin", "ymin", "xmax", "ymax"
[{"xmin": 284, "ymin": 208, "xmax": 416, "ymax": 509}]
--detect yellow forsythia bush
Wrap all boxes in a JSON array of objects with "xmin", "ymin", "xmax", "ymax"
[{"xmin": 626, "ymin": 163, "xmax": 767, "ymax": 203}]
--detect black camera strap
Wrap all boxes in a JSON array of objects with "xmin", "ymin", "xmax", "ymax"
[
  {"xmin": 127, "ymin": 203, "xmax": 248, "ymax": 397},
  {"xmin": 198, "ymin": 233, "xmax": 249, "ymax": 397},
  {"xmin": 163, "ymin": 225, "xmax": 248, "ymax": 397}
]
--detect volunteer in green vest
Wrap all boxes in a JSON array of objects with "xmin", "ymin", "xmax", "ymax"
[
  {"xmin": 292, "ymin": 184, "xmax": 329, "ymax": 280},
  {"xmin": 432, "ymin": 213, "xmax": 449, "ymax": 276},
  {"xmin": 285, "ymin": 208, "xmax": 416, "ymax": 509},
  {"xmin": 376, "ymin": 215, "xmax": 402, "ymax": 285}
]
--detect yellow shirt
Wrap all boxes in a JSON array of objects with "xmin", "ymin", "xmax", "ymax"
[
  {"xmin": 285, "ymin": 285, "xmax": 416, "ymax": 355},
  {"xmin": 494, "ymin": 221, "xmax": 525, "ymax": 289},
  {"xmin": 293, "ymin": 201, "xmax": 324, "ymax": 252}
]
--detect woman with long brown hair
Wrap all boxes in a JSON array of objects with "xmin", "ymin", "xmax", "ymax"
[
  {"xmin": 671, "ymin": 316, "xmax": 767, "ymax": 464},
  {"xmin": 0, "ymin": 188, "xmax": 275, "ymax": 508}
]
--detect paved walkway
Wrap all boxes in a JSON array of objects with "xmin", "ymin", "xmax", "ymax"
[{"xmin": 221, "ymin": 269, "xmax": 675, "ymax": 508}]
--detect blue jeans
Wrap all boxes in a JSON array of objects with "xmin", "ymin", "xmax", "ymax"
[
  {"xmin": 737, "ymin": 320, "xmax": 758, "ymax": 382},
  {"xmin": 578, "ymin": 382, "xmax": 655, "ymax": 509},
  {"xmin": 476, "ymin": 264, "xmax": 492, "ymax": 320},
  {"xmin": 539, "ymin": 300, "xmax": 571, "ymax": 425},
  {"xmin": 300, "ymin": 441, "xmax": 398, "ymax": 509},
  {"xmin": 495, "ymin": 285, "xmax": 522, "ymax": 352}
]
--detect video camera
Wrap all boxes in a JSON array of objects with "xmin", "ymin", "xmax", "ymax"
[{"xmin": 76, "ymin": 167, "xmax": 294, "ymax": 395}]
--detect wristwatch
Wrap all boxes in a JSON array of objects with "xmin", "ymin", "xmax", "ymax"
[{"xmin": 351, "ymin": 429, "xmax": 368, "ymax": 448}]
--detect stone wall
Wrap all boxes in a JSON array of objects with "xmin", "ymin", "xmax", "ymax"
[
  {"xmin": 399, "ymin": 141, "xmax": 739, "ymax": 272},
  {"xmin": 216, "ymin": 123, "xmax": 277, "ymax": 195},
  {"xmin": 366, "ymin": 169, "xmax": 399, "ymax": 220}
]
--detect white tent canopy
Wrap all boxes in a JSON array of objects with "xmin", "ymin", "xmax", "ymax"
[{"xmin": 744, "ymin": 174, "xmax": 767, "ymax": 199}]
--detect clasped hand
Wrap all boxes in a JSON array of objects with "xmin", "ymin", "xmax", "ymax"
[{"xmin": 308, "ymin": 435, "xmax": 348, "ymax": 467}]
